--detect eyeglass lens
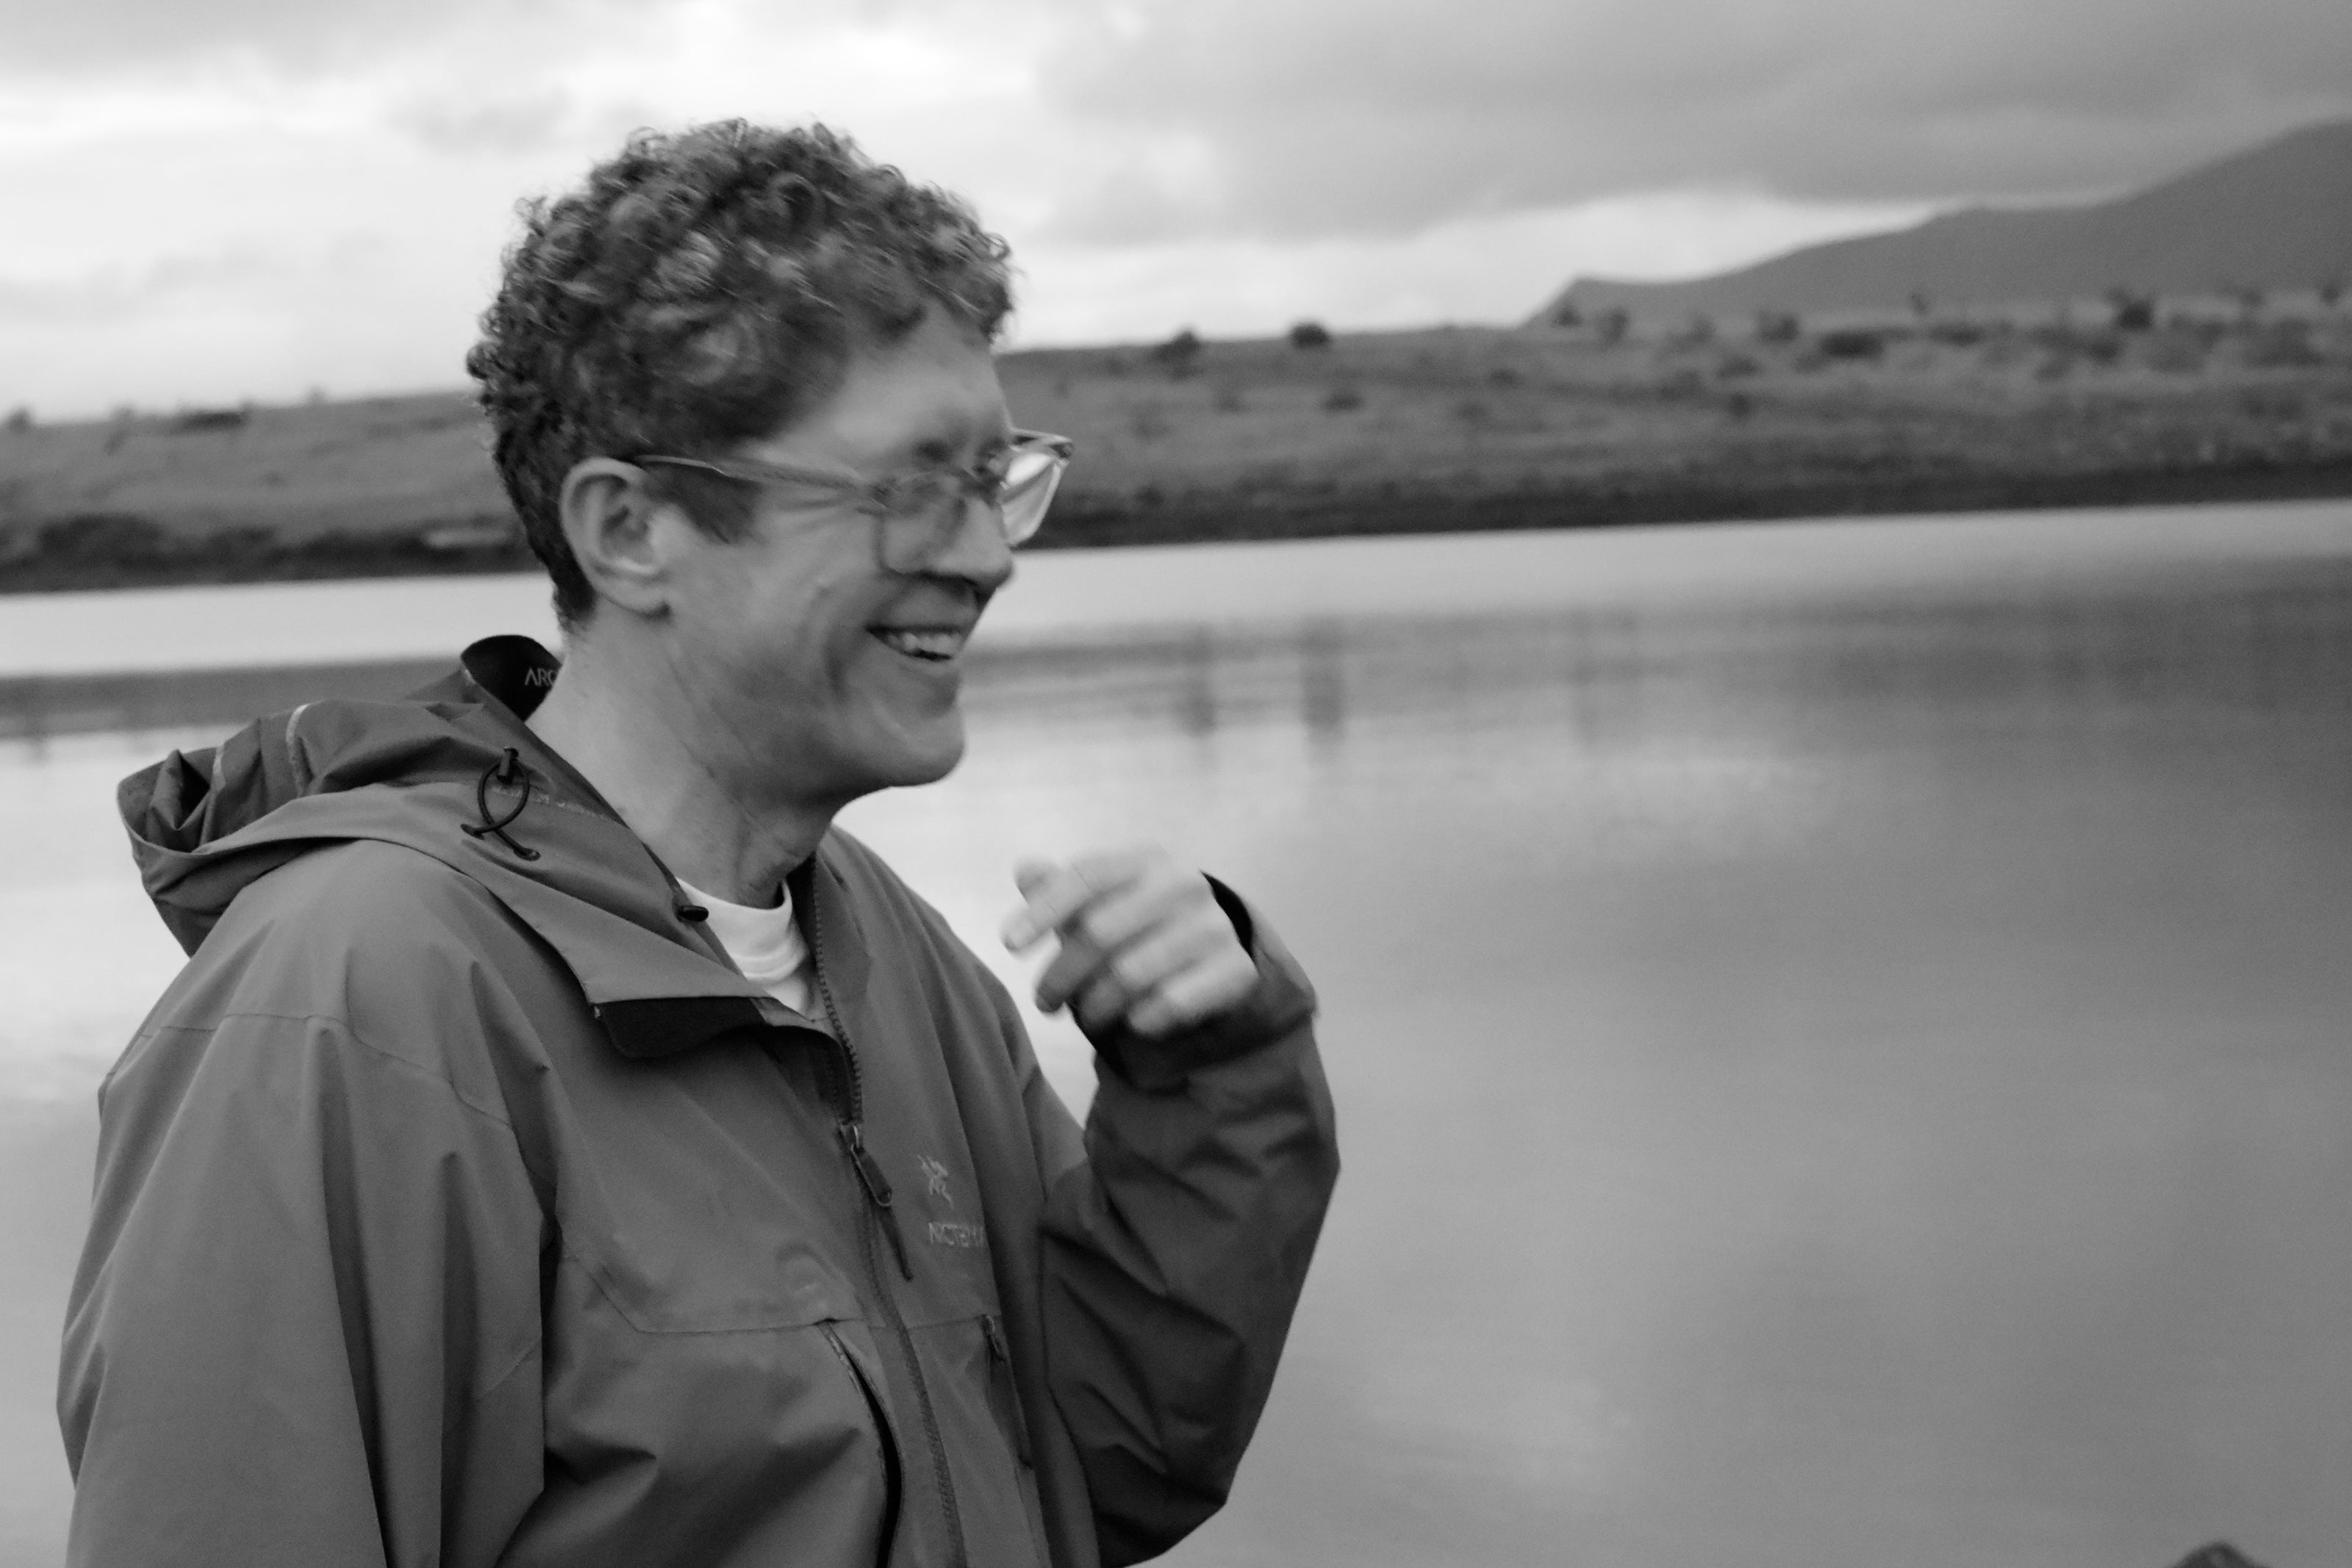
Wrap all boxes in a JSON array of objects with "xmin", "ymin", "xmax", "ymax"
[
  {"xmin": 880, "ymin": 447, "xmax": 1066, "ymax": 569},
  {"xmin": 998, "ymin": 447, "xmax": 1064, "ymax": 543}
]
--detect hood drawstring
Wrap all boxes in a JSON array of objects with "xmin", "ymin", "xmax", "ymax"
[{"xmin": 461, "ymin": 749, "xmax": 542, "ymax": 861}]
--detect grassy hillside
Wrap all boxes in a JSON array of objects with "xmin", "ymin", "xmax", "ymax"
[{"xmin": 4, "ymin": 309, "xmax": 2352, "ymax": 592}]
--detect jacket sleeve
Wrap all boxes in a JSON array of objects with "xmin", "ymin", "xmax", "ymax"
[
  {"xmin": 58, "ymin": 1007, "xmax": 548, "ymax": 1568},
  {"xmin": 1028, "ymin": 882, "xmax": 1339, "ymax": 1565}
]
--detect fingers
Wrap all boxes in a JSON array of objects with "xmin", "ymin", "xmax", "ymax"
[
  {"xmin": 1124, "ymin": 946, "xmax": 1261, "ymax": 1037},
  {"xmin": 1003, "ymin": 849, "xmax": 1259, "ymax": 1037},
  {"xmin": 1029, "ymin": 868, "xmax": 1197, "ymax": 1013},
  {"xmin": 1001, "ymin": 851, "xmax": 1142, "ymax": 952},
  {"xmin": 1066, "ymin": 911, "xmax": 1233, "ymax": 1033}
]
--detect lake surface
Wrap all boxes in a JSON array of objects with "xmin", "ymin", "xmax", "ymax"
[{"xmin": 4, "ymin": 504, "xmax": 2351, "ymax": 1567}]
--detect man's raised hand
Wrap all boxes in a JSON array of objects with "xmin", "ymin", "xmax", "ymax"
[{"xmin": 1000, "ymin": 848, "xmax": 1258, "ymax": 1039}]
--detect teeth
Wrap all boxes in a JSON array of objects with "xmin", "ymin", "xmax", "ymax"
[{"xmin": 875, "ymin": 627, "xmax": 966, "ymax": 661}]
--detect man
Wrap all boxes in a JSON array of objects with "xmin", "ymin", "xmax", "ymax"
[{"xmin": 60, "ymin": 121, "xmax": 1338, "ymax": 1567}]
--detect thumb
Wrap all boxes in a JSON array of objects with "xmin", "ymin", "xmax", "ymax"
[
  {"xmin": 1003, "ymin": 855, "xmax": 1064, "ymax": 950},
  {"xmin": 1013, "ymin": 855, "xmax": 1061, "ymax": 899}
]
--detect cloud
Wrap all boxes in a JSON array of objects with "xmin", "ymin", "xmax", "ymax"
[
  {"xmin": 0, "ymin": 247, "xmax": 293, "ymax": 326},
  {"xmin": 1039, "ymin": 0, "xmax": 2352, "ymax": 241},
  {"xmin": 386, "ymin": 88, "xmax": 668, "ymax": 159},
  {"xmin": 3, "ymin": 0, "xmax": 478, "ymax": 74},
  {"xmin": 0, "ymin": 228, "xmax": 487, "ymax": 415},
  {"xmin": 12, "ymin": 0, "xmax": 2346, "ymax": 414},
  {"xmin": 390, "ymin": 90, "xmax": 579, "ymax": 157},
  {"xmin": 1006, "ymin": 190, "xmax": 1935, "ymax": 345},
  {"xmin": 0, "ymin": 0, "xmax": 674, "ymax": 77}
]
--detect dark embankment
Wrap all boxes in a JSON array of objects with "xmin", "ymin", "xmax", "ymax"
[{"xmin": 4, "ymin": 309, "xmax": 2351, "ymax": 594}]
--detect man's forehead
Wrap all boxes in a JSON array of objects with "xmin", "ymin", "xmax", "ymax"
[{"xmin": 753, "ymin": 316, "xmax": 1009, "ymax": 467}]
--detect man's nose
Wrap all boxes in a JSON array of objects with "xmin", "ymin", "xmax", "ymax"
[{"xmin": 925, "ymin": 493, "xmax": 1016, "ymax": 594}]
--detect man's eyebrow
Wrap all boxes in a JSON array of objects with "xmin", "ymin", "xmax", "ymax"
[{"xmin": 905, "ymin": 428, "xmax": 1014, "ymax": 467}]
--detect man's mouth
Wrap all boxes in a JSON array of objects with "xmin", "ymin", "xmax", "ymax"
[{"xmin": 872, "ymin": 626, "xmax": 969, "ymax": 663}]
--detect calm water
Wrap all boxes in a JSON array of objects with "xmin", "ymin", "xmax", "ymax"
[{"xmin": 4, "ymin": 506, "xmax": 2351, "ymax": 1567}]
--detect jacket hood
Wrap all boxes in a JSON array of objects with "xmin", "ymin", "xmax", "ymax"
[{"xmin": 120, "ymin": 635, "xmax": 834, "ymax": 1053}]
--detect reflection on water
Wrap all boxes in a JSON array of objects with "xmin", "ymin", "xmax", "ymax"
[
  {"xmin": 6, "ymin": 513, "xmax": 2352, "ymax": 1567},
  {"xmin": 847, "ymin": 542, "xmax": 2352, "ymax": 1568}
]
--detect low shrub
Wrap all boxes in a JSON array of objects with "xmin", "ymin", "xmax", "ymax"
[
  {"xmin": 172, "ymin": 407, "xmax": 249, "ymax": 434},
  {"xmin": 2107, "ymin": 290, "xmax": 2156, "ymax": 332},
  {"xmin": 2242, "ymin": 323, "xmax": 2323, "ymax": 369},
  {"xmin": 2074, "ymin": 331, "xmax": 2123, "ymax": 365},
  {"xmin": 1816, "ymin": 329, "xmax": 1885, "ymax": 360},
  {"xmin": 2240, "ymin": 387, "xmax": 2306, "ymax": 419},
  {"xmin": 34, "ymin": 512, "xmax": 175, "ymax": 566},
  {"xmin": 1150, "ymin": 329, "xmax": 1203, "ymax": 379}
]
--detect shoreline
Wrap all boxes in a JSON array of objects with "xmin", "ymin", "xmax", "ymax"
[
  {"xmin": 4, "ymin": 457, "xmax": 2350, "ymax": 597},
  {"xmin": 7, "ymin": 497, "xmax": 2347, "ymax": 743}
]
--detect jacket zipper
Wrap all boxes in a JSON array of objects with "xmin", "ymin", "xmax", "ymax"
[
  {"xmin": 839, "ymin": 1118, "xmax": 915, "ymax": 1281},
  {"xmin": 982, "ymin": 1315, "xmax": 1053, "ymax": 1568},
  {"xmin": 650, "ymin": 854, "xmax": 918, "ymax": 1276},
  {"xmin": 806, "ymin": 878, "xmax": 970, "ymax": 1568},
  {"xmin": 823, "ymin": 1324, "xmax": 906, "ymax": 1568},
  {"xmin": 980, "ymin": 1314, "xmax": 1034, "ymax": 1467}
]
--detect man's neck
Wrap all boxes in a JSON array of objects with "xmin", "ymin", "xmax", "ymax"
[{"xmin": 523, "ymin": 633, "xmax": 836, "ymax": 906}]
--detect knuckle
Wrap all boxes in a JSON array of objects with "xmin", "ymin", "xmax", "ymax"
[
  {"xmin": 1194, "ymin": 924, "xmax": 1240, "ymax": 968},
  {"xmin": 1080, "ymin": 846, "xmax": 1144, "ymax": 882}
]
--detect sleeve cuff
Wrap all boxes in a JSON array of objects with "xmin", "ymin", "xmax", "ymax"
[{"xmin": 1086, "ymin": 878, "xmax": 1317, "ymax": 1093}]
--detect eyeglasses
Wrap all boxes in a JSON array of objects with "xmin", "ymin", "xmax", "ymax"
[{"xmin": 630, "ymin": 429, "xmax": 1074, "ymax": 573}]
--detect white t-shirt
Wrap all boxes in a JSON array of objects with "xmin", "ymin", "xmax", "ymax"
[{"xmin": 677, "ymin": 876, "xmax": 815, "ymax": 1018}]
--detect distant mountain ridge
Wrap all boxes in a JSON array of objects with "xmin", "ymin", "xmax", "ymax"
[{"xmin": 1534, "ymin": 118, "xmax": 2352, "ymax": 322}]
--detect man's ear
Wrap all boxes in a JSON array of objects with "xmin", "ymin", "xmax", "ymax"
[{"xmin": 559, "ymin": 458, "xmax": 674, "ymax": 617}]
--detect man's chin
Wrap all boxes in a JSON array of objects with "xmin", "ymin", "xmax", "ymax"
[
  {"xmin": 888, "ymin": 749, "xmax": 963, "ymax": 790},
  {"xmin": 867, "ymin": 720, "xmax": 967, "ymax": 791}
]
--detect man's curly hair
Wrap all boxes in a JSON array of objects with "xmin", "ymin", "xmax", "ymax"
[{"xmin": 467, "ymin": 121, "xmax": 1014, "ymax": 627}]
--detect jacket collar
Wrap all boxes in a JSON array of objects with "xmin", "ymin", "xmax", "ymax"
[
  {"xmin": 126, "ymin": 633, "xmax": 869, "ymax": 1062},
  {"xmin": 447, "ymin": 636, "xmax": 875, "ymax": 1057}
]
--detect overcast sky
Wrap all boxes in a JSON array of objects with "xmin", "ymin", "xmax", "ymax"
[{"xmin": 4, "ymin": 0, "xmax": 2349, "ymax": 417}]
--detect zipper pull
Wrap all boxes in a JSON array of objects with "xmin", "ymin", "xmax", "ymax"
[{"xmin": 838, "ymin": 1121, "xmax": 916, "ymax": 1281}]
